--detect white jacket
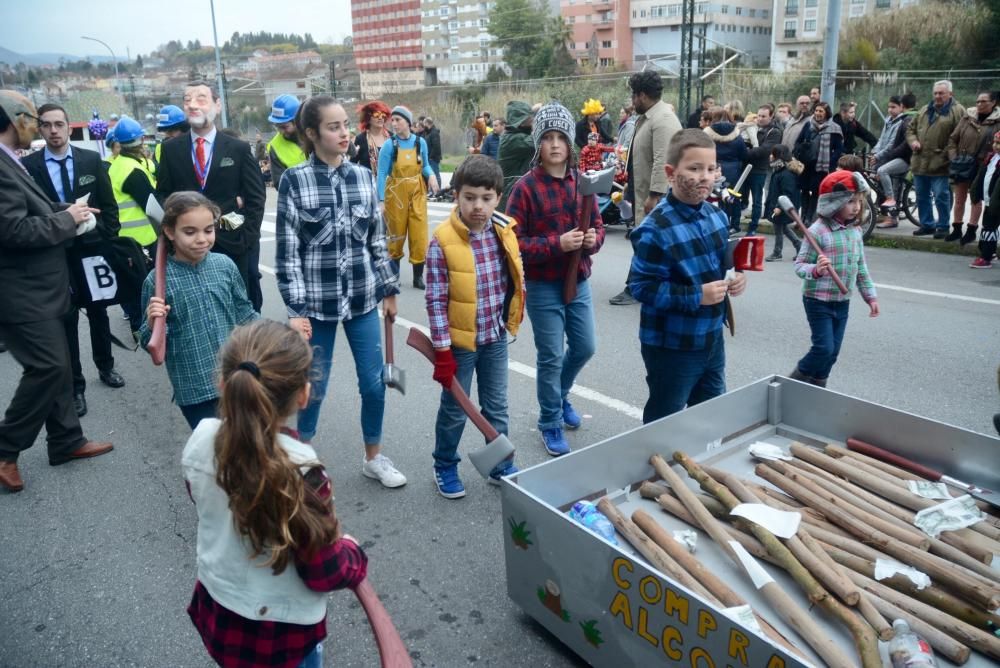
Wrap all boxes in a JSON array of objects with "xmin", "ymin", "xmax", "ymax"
[{"xmin": 181, "ymin": 418, "xmax": 328, "ymax": 625}]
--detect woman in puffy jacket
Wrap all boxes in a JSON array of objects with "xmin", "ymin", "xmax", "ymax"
[
  {"xmin": 704, "ymin": 106, "xmax": 749, "ymax": 232},
  {"xmin": 945, "ymin": 90, "xmax": 1000, "ymax": 245}
]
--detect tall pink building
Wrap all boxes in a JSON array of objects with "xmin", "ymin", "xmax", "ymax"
[{"xmin": 560, "ymin": 0, "xmax": 632, "ymax": 70}]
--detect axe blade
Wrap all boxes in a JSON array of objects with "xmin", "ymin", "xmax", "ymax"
[
  {"xmin": 382, "ymin": 364, "xmax": 406, "ymax": 395},
  {"xmin": 468, "ymin": 434, "xmax": 516, "ymax": 479}
]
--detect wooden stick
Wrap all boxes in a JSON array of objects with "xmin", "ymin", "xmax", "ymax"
[
  {"xmin": 672, "ymin": 453, "xmax": 882, "ymax": 668},
  {"xmin": 757, "ymin": 462, "xmax": 1000, "ymax": 611},
  {"xmin": 743, "ymin": 481, "xmax": 853, "ymax": 536},
  {"xmin": 861, "ymin": 592, "xmax": 972, "ymax": 665}
]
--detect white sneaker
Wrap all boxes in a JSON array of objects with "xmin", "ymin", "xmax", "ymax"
[{"xmin": 362, "ymin": 454, "xmax": 407, "ymax": 488}]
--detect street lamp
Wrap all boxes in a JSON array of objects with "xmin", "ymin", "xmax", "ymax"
[{"xmin": 81, "ymin": 36, "xmax": 120, "ymax": 105}]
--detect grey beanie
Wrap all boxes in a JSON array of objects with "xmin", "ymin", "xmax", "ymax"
[{"xmin": 531, "ymin": 103, "xmax": 575, "ymax": 161}]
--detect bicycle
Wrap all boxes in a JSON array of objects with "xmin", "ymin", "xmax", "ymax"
[{"xmin": 858, "ymin": 167, "xmax": 918, "ymax": 241}]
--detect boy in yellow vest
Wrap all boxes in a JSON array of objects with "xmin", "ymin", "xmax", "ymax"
[{"xmin": 424, "ymin": 155, "xmax": 525, "ymax": 498}]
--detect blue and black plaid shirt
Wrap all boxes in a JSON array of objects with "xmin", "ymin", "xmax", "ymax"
[{"xmin": 628, "ymin": 193, "xmax": 729, "ymax": 350}]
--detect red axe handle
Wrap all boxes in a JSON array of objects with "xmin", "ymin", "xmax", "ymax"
[
  {"xmin": 846, "ymin": 437, "xmax": 943, "ymax": 481},
  {"xmin": 778, "ymin": 199, "xmax": 849, "ymax": 294},
  {"xmin": 147, "ymin": 239, "xmax": 168, "ymax": 366},
  {"xmin": 563, "ymin": 193, "xmax": 594, "ymax": 305},
  {"xmin": 352, "ymin": 578, "xmax": 413, "ymax": 668}
]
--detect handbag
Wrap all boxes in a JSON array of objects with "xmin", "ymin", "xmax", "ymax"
[{"xmin": 949, "ymin": 154, "xmax": 977, "ymax": 182}]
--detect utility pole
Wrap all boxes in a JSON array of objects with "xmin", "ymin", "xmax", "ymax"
[
  {"xmin": 329, "ymin": 60, "xmax": 337, "ymax": 98},
  {"xmin": 820, "ymin": 0, "xmax": 841, "ymax": 107},
  {"xmin": 678, "ymin": 0, "xmax": 695, "ymax": 123},
  {"xmin": 209, "ymin": 0, "xmax": 229, "ymax": 128}
]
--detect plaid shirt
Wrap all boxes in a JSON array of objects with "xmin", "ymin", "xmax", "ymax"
[
  {"xmin": 187, "ymin": 431, "xmax": 369, "ymax": 668},
  {"xmin": 276, "ymin": 156, "xmax": 399, "ymax": 321},
  {"xmin": 628, "ymin": 194, "xmax": 730, "ymax": 350},
  {"xmin": 505, "ymin": 166, "xmax": 605, "ymax": 283},
  {"xmin": 139, "ymin": 253, "xmax": 258, "ymax": 405},
  {"xmin": 425, "ymin": 212, "xmax": 511, "ymax": 349},
  {"xmin": 794, "ymin": 217, "xmax": 876, "ymax": 303}
]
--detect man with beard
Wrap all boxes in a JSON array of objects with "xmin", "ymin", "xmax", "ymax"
[
  {"xmin": 265, "ymin": 94, "xmax": 305, "ymax": 188},
  {"xmin": 156, "ymin": 81, "xmax": 266, "ymax": 310}
]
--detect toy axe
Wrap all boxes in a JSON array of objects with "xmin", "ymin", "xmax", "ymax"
[
  {"xmin": 381, "ymin": 315, "xmax": 406, "ymax": 394},
  {"xmin": 144, "ymin": 195, "xmax": 168, "ymax": 366},
  {"xmin": 406, "ymin": 328, "xmax": 515, "ymax": 478},
  {"xmin": 777, "ymin": 195, "xmax": 848, "ymax": 294},
  {"xmin": 564, "ymin": 165, "xmax": 616, "ymax": 304}
]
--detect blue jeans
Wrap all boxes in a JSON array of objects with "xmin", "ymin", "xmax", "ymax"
[
  {"xmin": 747, "ymin": 172, "xmax": 767, "ymax": 234},
  {"xmin": 796, "ymin": 297, "xmax": 850, "ymax": 380},
  {"xmin": 726, "ymin": 199, "xmax": 742, "ymax": 232},
  {"xmin": 297, "ymin": 642, "xmax": 322, "ymax": 668},
  {"xmin": 296, "ymin": 308, "xmax": 384, "ymax": 444},
  {"xmin": 913, "ymin": 174, "xmax": 952, "ymax": 231},
  {"xmin": 429, "ymin": 160, "xmax": 442, "ymax": 190},
  {"xmin": 179, "ymin": 398, "xmax": 218, "ymax": 431},
  {"xmin": 433, "ymin": 338, "xmax": 509, "ymax": 469},
  {"xmin": 640, "ymin": 335, "xmax": 726, "ymax": 423},
  {"xmin": 525, "ymin": 279, "xmax": 596, "ymax": 431}
]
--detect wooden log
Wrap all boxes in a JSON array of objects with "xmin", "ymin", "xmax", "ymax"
[
  {"xmin": 671, "ymin": 453, "xmax": 882, "ymax": 668},
  {"xmin": 757, "ymin": 462, "xmax": 1000, "ymax": 611},
  {"xmin": 861, "ymin": 592, "xmax": 972, "ymax": 665},
  {"xmin": 743, "ymin": 481, "xmax": 854, "ymax": 536}
]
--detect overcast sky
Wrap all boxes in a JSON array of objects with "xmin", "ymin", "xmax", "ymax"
[{"xmin": 1, "ymin": 0, "xmax": 353, "ymax": 59}]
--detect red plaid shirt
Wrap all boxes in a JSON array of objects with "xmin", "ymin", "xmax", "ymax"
[
  {"xmin": 187, "ymin": 430, "xmax": 368, "ymax": 668},
  {"xmin": 505, "ymin": 166, "xmax": 605, "ymax": 283}
]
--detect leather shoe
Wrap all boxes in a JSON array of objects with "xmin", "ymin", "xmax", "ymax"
[
  {"xmin": 0, "ymin": 460, "xmax": 24, "ymax": 492},
  {"xmin": 99, "ymin": 369, "xmax": 126, "ymax": 388},
  {"xmin": 74, "ymin": 392, "xmax": 88, "ymax": 418},
  {"xmin": 50, "ymin": 441, "xmax": 114, "ymax": 466}
]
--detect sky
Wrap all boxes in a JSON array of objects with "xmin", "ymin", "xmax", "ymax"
[{"xmin": 1, "ymin": 0, "xmax": 353, "ymax": 60}]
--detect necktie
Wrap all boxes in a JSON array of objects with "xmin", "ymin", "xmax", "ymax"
[
  {"xmin": 195, "ymin": 137, "xmax": 207, "ymax": 187},
  {"xmin": 56, "ymin": 157, "xmax": 72, "ymax": 203}
]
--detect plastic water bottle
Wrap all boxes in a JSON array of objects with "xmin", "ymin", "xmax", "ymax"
[
  {"xmin": 888, "ymin": 619, "xmax": 939, "ymax": 667},
  {"xmin": 568, "ymin": 501, "xmax": 618, "ymax": 545}
]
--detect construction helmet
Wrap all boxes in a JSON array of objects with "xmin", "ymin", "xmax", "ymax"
[
  {"xmin": 268, "ymin": 94, "xmax": 301, "ymax": 124},
  {"xmin": 104, "ymin": 124, "xmax": 118, "ymax": 147},
  {"xmin": 114, "ymin": 116, "xmax": 145, "ymax": 145},
  {"xmin": 156, "ymin": 105, "xmax": 186, "ymax": 129}
]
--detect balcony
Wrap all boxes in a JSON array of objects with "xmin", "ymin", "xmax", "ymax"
[{"xmin": 594, "ymin": 16, "xmax": 615, "ymax": 28}]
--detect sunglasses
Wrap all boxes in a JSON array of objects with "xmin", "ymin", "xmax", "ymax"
[{"xmin": 371, "ymin": 112, "xmax": 386, "ymax": 119}]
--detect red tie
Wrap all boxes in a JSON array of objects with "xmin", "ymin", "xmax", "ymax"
[{"xmin": 195, "ymin": 137, "xmax": 207, "ymax": 186}]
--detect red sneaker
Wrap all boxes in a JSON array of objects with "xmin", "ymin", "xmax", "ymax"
[{"xmin": 969, "ymin": 257, "xmax": 993, "ymax": 269}]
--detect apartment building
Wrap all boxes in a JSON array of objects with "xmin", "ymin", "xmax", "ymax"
[
  {"xmin": 630, "ymin": 1, "xmax": 773, "ymax": 69},
  {"xmin": 421, "ymin": 0, "xmax": 507, "ymax": 85},
  {"xmin": 351, "ymin": 0, "xmax": 424, "ymax": 96},
  {"xmin": 770, "ymin": 0, "xmax": 918, "ymax": 72},
  {"xmin": 561, "ymin": 0, "xmax": 633, "ymax": 70}
]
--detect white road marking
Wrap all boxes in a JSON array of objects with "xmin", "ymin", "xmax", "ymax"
[{"xmin": 872, "ymin": 283, "xmax": 1000, "ymax": 307}]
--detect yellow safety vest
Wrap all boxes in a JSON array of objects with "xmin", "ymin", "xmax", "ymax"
[
  {"xmin": 434, "ymin": 209, "xmax": 525, "ymax": 351},
  {"xmin": 266, "ymin": 132, "xmax": 307, "ymax": 169},
  {"xmin": 108, "ymin": 156, "xmax": 158, "ymax": 247}
]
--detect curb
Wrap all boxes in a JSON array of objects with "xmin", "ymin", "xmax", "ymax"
[{"xmin": 751, "ymin": 221, "xmax": 980, "ymax": 257}]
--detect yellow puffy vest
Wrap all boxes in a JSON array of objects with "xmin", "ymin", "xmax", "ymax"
[
  {"xmin": 267, "ymin": 132, "xmax": 307, "ymax": 169},
  {"xmin": 434, "ymin": 209, "xmax": 525, "ymax": 351},
  {"xmin": 108, "ymin": 155, "xmax": 157, "ymax": 247}
]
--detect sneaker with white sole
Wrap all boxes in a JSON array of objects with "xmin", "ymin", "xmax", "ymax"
[
  {"xmin": 487, "ymin": 458, "xmax": 520, "ymax": 486},
  {"xmin": 970, "ymin": 257, "xmax": 993, "ymax": 269},
  {"xmin": 541, "ymin": 428, "xmax": 570, "ymax": 457},
  {"xmin": 362, "ymin": 454, "xmax": 407, "ymax": 488},
  {"xmin": 434, "ymin": 465, "xmax": 466, "ymax": 498},
  {"xmin": 562, "ymin": 400, "xmax": 582, "ymax": 430}
]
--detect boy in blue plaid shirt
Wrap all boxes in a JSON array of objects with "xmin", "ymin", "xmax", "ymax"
[{"xmin": 629, "ymin": 129, "xmax": 748, "ymax": 422}]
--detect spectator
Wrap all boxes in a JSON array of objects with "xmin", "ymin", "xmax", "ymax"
[
  {"xmin": 423, "ymin": 117, "xmax": 443, "ymax": 191},
  {"xmin": 782, "ymin": 95, "xmax": 814, "ymax": 150},
  {"xmin": 468, "ymin": 115, "xmax": 487, "ymax": 154},
  {"xmin": 745, "ymin": 103, "xmax": 784, "ymax": 236},
  {"xmin": 618, "ymin": 105, "xmax": 634, "ymax": 133},
  {"xmin": 704, "ymin": 105, "xmax": 749, "ymax": 232},
  {"xmin": 810, "ymin": 87, "xmax": 821, "ymax": 105},
  {"xmin": 969, "ymin": 130, "xmax": 1000, "ymax": 268},
  {"xmin": 699, "ymin": 110, "xmax": 712, "ymax": 129},
  {"xmin": 907, "ymin": 80, "xmax": 965, "ymax": 238},
  {"xmin": 776, "ymin": 102, "xmax": 793, "ymax": 129},
  {"xmin": 763, "ymin": 144, "xmax": 803, "ymax": 261},
  {"xmin": 480, "ymin": 118, "xmax": 504, "ymax": 160},
  {"xmin": 686, "ymin": 95, "xmax": 715, "ymax": 129},
  {"xmin": 833, "ymin": 101, "xmax": 878, "ymax": 156},
  {"xmin": 795, "ymin": 101, "xmax": 844, "ymax": 224},
  {"xmin": 497, "ymin": 100, "xmax": 535, "ymax": 209},
  {"xmin": 873, "ymin": 93, "xmax": 918, "ymax": 228},
  {"xmin": 575, "ymin": 99, "xmax": 614, "ymax": 148},
  {"xmin": 253, "ymin": 131, "xmax": 265, "ymax": 160},
  {"xmin": 578, "ymin": 132, "xmax": 615, "ymax": 173},
  {"xmin": 352, "ymin": 100, "xmax": 391, "ymax": 174},
  {"xmin": 945, "ymin": 90, "xmax": 1000, "ymax": 243},
  {"xmin": 415, "ymin": 115, "xmax": 426, "ymax": 138}
]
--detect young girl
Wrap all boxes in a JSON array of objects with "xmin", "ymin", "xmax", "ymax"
[
  {"xmin": 139, "ymin": 191, "xmax": 258, "ymax": 429},
  {"xmin": 764, "ymin": 144, "xmax": 804, "ymax": 261},
  {"xmin": 969, "ymin": 130, "xmax": 1000, "ymax": 268},
  {"xmin": 182, "ymin": 320, "xmax": 367, "ymax": 668},
  {"xmin": 790, "ymin": 170, "xmax": 879, "ymax": 387},
  {"xmin": 275, "ymin": 95, "xmax": 406, "ymax": 489}
]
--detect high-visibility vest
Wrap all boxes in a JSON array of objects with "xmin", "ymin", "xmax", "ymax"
[
  {"xmin": 266, "ymin": 132, "xmax": 307, "ymax": 169},
  {"xmin": 108, "ymin": 156, "xmax": 158, "ymax": 247}
]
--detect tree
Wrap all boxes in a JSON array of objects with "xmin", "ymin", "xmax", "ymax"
[{"xmin": 488, "ymin": 0, "xmax": 575, "ymax": 79}]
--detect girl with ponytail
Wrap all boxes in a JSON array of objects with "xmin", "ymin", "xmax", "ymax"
[{"xmin": 182, "ymin": 319, "xmax": 368, "ymax": 668}]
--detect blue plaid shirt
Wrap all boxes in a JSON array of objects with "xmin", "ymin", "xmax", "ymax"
[
  {"xmin": 276, "ymin": 155, "xmax": 399, "ymax": 321},
  {"xmin": 628, "ymin": 194, "xmax": 729, "ymax": 350}
]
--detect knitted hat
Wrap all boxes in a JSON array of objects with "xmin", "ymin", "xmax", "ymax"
[
  {"xmin": 587, "ymin": 132, "xmax": 600, "ymax": 142},
  {"xmin": 531, "ymin": 103, "xmax": 575, "ymax": 162},
  {"xmin": 817, "ymin": 170, "xmax": 870, "ymax": 218},
  {"xmin": 390, "ymin": 105, "xmax": 413, "ymax": 126}
]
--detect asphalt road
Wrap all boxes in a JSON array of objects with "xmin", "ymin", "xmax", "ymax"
[{"xmin": 2, "ymin": 189, "xmax": 998, "ymax": 668}]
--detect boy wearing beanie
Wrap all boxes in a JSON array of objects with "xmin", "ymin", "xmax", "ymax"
[
  {"xmin": 790, "ymin": 169, "xmax": 880, "ymax": 387},
  {"xmin": 506, "ymin": 103, "xmax": 605, "ymax": 457},
  {"xmin": 377, "ymin": 105, "xmax": 440, "ymax": 289}
]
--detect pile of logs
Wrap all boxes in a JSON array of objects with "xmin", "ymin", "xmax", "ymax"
[{"xmin": 599, "ymin": 441, "xmax": 1000, "ymax": 667}]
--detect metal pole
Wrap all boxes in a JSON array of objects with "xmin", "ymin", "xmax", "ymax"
[
  {"xmin": 820, "ymin": 0, "xmax": 841, "ymax": 107},
  {"xmin": 81, "ymin": 36, "xmax": 120, "ymax": 108},
  {"xmin": 209, "ymin": 0, "xmax": 229, "ymax": 128}
]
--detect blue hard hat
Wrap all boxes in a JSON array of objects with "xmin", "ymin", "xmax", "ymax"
[
  {"xmin": 114, "ymin": 116, "xmax": 144, "ymax": 144},
  {"xmin": 268, "ymin": 94, "xmax": 301, "ymax": 124},
  {"xmin": 104, "ymin": 124, "xmax": 117, "ymax": 147},
  {"xmin": 156, "ymin": 105, "xmax": 186, "ymax": 129}
]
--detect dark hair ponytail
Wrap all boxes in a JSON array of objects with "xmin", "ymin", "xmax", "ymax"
[{"xmin": 295, "ymin": 95, "xmax": 340, "ymax": 156}]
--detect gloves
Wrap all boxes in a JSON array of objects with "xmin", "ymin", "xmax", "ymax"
[{"xmin": 433, "ymin": 348, "xmax": 457, "ymax": 389}]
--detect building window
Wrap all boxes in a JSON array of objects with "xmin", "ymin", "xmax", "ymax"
[
  {"xmin": 721, "ymin": 4, "xmax": 728, "ymax": 13},
  {"xmin": 748, "ymin": 8, "xmax": 755, "ymax": 16},
  {"xmin": 695, "ymin": 1, "xmax": 707, "ymax": 13},
  {"xmin": 639, "ymin": 26, "xmax": 648, "ymax": 32},
  {"xmin": 599, "ymin": 57, "xmax": 614, "ymax": 66},
  {"xmin": 875, "ymin": 0, "xmax": 890, "ymax": 6},
  {"xmin": 439, "ymin": 7, "xmax": 449, "ymax": 15},
  {"xmin": 449, "ymin": 20, "xmax": 458, "ymax": 29},
  {"xmin": 784, "ymin": 19, "xmax": 796, "ymax": 38},
  {"xmin": 806, "ymin": 0, "xmax": 817, "ymax": 5},
  {"xmin": 785, "ymin": 0, "xmax": 798, "ymax": 15},
  {"xmin": 787, "ymin": 50, "xmax": 798, "ymax": 58},
  {"xmin": 479, "ymin": 18, "xmax": 487, "ymax": 26},
  {"xmin": 804, "ymin": 18, "xmax": 817, "ymax": 32},
  {"xmin": 601, "ymin": 40, "xmax": 612, "ymax": 48},
  {"xmin": 569, "ymin": 14, "xmax": 575, "ymax": 22},
  {"xmin": 762, "ymin": 8, "xmax": 769, "ymax": 17},
  {"xmin": 735, "ymin": 6, "xmax": 742, "ymax": 14}
]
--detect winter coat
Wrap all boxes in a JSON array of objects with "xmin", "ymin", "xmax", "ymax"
[
  {"xmin": 947, "ymin": 106, "xmax": 1000, "ymax": 164},
  {"xmin": 906, "ymin": 99, "xmax": 965, "ymax": 176},
  {"xmin": 746, "ymin": 123, "xmax": 784, "ymax": 173},
  {"xmin": 795, "ymin": 121, "xmax": 843, "ymax": 194},
  {"xmin": 574, "ymin": 116, "xmax": 614, "ymax": 149},
  {"xmin": 881, "ymin": 111, "xmax": 917, "ymax": 165},
  {"xmin": 481, "ymin": 131, "xmax": 500, "ymax": 160},
  {"xmin": 833, "ymin": 114, "xmax": 878, "ymax": 155},
  {"xmin": 872, "ymin": 113, "xmax": 907, "ymax": 162},
  {"xmin": 631, "ymin": 99, "xmax": 683, "ymax": 206},
  {"xmin": 424, "ymin": 126, "xmax": 443, "ymax": 163},
  {"xmin": 781, "ymin": 114, "xmax": 811, "ymax": 150},
  {"xmin": 704, "ymin": 122, "xmax": 749, "ymax": 186},
  {"xmin": 498, "ymin": 100, "xmax": 536, "ymax": 208},
  {"xmin": 764, "ymin": 159, "xmax": 804, "ymax": 225}
]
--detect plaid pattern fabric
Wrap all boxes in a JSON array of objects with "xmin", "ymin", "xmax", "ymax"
[
  {"xmin": 276, "ymin": 156, "xmax": 400, "ymax": 321},
  {"xmin": 794, "ymin": 218, "xmax": 877, "ymax": 303},
  {"xmin": 138, "ymin": 253, "xmax": 258, "ymax": 406},
  {"xmin": 426, "ymin": 220, "xmax": 509, "ymax": 349},
  {"xmin": 505, "ymin": 166, "xmax": 604, "ymax": 283},
  {"xmin": 628, "ymin": 194, "xmax": 730, "ymax": 350}
]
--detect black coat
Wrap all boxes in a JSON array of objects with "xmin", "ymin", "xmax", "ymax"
[
  {"xmin": 746, "ymin": 123, "xmax": 784, "ymax": 173},
  {"xmin": 834, "ymin": 114, "xmax": 878, "ymax": 156},
  {"xmin": 764, "ymin": 165, "xmax": 801, "ymax": 225},
  {"xmin": 424, "ymin": 126, "xmax": 442, "ymax": 163},
  {"xmin": 574, "ymin": 117, "xmax": 613, "ymax": 149}
]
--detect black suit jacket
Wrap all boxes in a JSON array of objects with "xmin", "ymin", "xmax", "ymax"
[
  {"xmin": 155, "ymin": 130, "xmax": 265, "ymax": 257},
  {"xmin": 0, "ymin": 148, "xmax": 78, "ymax": 324}
]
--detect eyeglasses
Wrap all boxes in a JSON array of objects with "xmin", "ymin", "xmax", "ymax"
[
  {"xmin": 976, "ymin": 98, "xmax": 992, "ymax": 104},
  {"xmin": 16, "ymin": 111, "xmax": 38, "ymax": 122}
]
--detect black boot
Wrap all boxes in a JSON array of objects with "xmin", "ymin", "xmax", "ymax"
[
  {"xmin": 810, "ymin": 377, "xmax": 828, "ymax": 388},
  {"xmin": 944, "ymin": 223, "xmax": 963, "ymax": 242},
  {"xmin": 412, "ymin": 263, "xmax": 425, "ymax": 290},
  {"xmin": 960, "ymin": 225, "xmax": 978, "ymax": 246},
  {"xmin": 788, "ymin": 368, "xmax": 811, "ymax": 382}
]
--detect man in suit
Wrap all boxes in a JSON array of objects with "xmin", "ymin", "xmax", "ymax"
[
  {"xmin": 0, "ymin": 91, "xmax": 114, "ymax": 493},
  {"xmin": 156, "ymin": 81, "xmax": 266, "ymax": 310},
  {"xmin": 22, "ymin": 103, "xmax": 125, "ymax": 418}
]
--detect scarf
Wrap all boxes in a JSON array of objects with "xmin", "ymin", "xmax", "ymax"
[
  {"xmin": 927, "ymin": 98, "xmax": 953, "ymax": 126},
  {"xmin": 810, "ymin": 118, "xmax": 840, "ymax": 174}
]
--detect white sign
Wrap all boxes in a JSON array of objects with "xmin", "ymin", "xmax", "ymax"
[{"xmin": 81, "ymin": 255, "xmax": 118, "ymax": 302}]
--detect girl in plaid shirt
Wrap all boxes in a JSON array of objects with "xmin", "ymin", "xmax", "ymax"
[
  {"xmin": 183, "ymin": 320, "xmax": 367, "ymax": 668},
  {"xmin": 790, "ymin": 170, "xmax": 880, "ymax": 387}
]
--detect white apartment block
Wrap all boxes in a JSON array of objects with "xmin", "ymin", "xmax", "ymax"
[
  {"xmin": 421, "ymin": 0, "xmax": 507, "ymax": 85},
  {"xmin": 770, "ymin": 0, "xmax": 918, "ymax": 72},
  {"xmin": 630, "ymin": 1, "xmax": 774, "ymax": 69}
]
